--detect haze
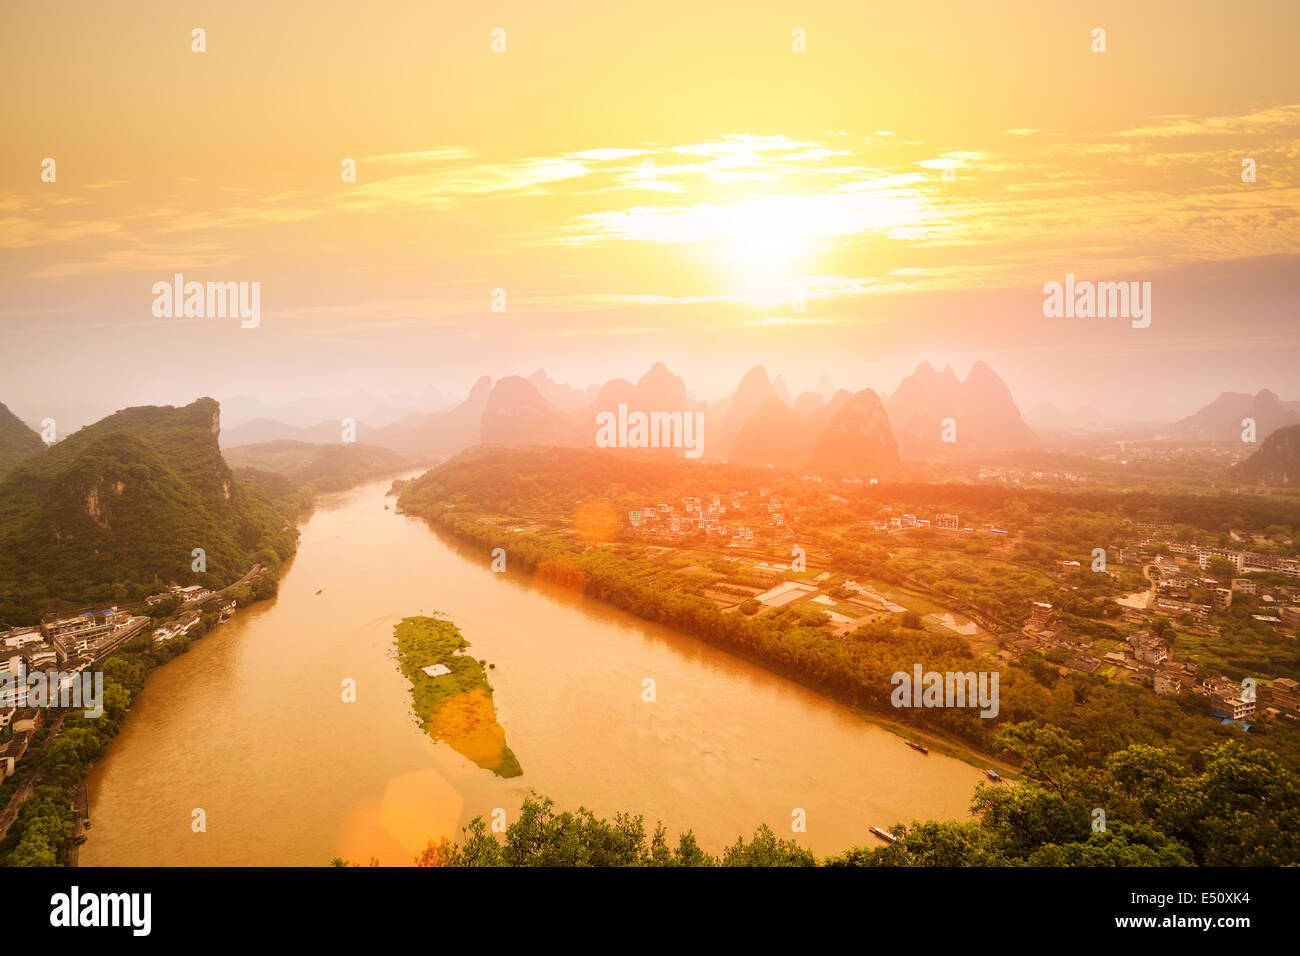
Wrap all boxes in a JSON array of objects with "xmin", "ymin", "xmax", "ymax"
[{"xmin": 2, "ymin": 0, "xmax": 1298, "ymax": 431}]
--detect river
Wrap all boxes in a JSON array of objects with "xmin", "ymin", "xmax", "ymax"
[{"xmin": 81, "ymin": 475, "xmax": 983, "ymax": 865}]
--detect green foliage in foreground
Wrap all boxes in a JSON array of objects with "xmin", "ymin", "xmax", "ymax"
[
  {"xmin": 331, "ymin": 722, "xmax": 1299, "ymax": 867},
  {"xmin": 384, "ymin": 797, "xmax": 815, "ymax": 868},
  {"xmin": 826, "ymin": 723, "xmax": 1299, "ymax": 867}
]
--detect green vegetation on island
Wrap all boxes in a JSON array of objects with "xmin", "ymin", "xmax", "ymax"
[{"xmin": 393, "ymin": 615, "xmax": 521, "ymax": 778}]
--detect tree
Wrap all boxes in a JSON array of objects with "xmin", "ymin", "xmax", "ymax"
[
  {"xmin": 1207, "ymin": 557, "xmax": 1237, "ymax": 579},
  {"xmin": 4, "ymin": 786, "xmax": 72, "ymax": 867},
  {"xmin": 1176, "ymin": 742, "xmax": 1300, "ymax": 866},
  {"xmin": 1025, "ymin": 824, "xmax": 1192, "ymax": 866},
  {"xmin": 992, "ymin": 722, "xmax": 1083, "ymax": 797},
  {"xmin": 414, "ymin": 837, "xmax": 454, "ymax": 867},
  {"xmin": 972, "ymin": 784, "xmax": 1090, "ymax": 860},
  {"xmin": 720, "ymin": 824, "xmax": 815, "ymax": 867}
]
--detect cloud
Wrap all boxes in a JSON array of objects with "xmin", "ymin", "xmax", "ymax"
[
  {"xmin": 339, "ymin": 156, "xmax": 593, "ymax": 209},
  {"xmin": 1114, "ymin": 104, "xmax": 1300, "ymax": 139},
  {"xmin": 10, "ymin": 106, "xmax": 1299, "ymax": 317},
  {"xmin": 361, "ymin": 148, "xmax": 475, "ymax": 164},
  {"xmin": 26, "ymin": 243, "xmax": 241, "ymax": 279},
  {"xmin": 0, "ymin": 216, "xmax": 121, "ymax": 249}
]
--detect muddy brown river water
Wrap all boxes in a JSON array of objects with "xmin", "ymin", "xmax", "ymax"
[{"xmin": 82, "ymin": 475, "xmax": 981, "ymax": 865}]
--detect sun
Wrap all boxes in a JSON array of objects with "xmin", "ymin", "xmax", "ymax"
[
  {"xmin": 709, "ymin": 196, "xmax": 819, "ymax": 308},
  {"xmin": 583, "ymin": 174, "xmax": 928, "ymax": 309}
]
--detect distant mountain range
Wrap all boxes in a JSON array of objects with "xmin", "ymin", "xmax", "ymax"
[
  {"xmin": 1231, "ymin": 423, "xmax": 1300, "ymax": 486},
  {"xmin": 369, "ymin": 375, "xmax": 493, "ymax": 457},
  {"xmin": 1171, "ymin": 389, "xmax": 1300, "ymax": 442},
  {"xmin": 481, "ymin": 375, "xmax": 577, "ymax": 446},
  {"xmin": 885, "ymin": 361, "xmax": 1038, "ymax": 458},
  {"xmin": 730, "ymin": 396, "xmax": 812, "ymax": 466},
  {"xmin": 219, "ymin": 417, "xmax": 348, "ymax": 447},
  {"xmin": 212, "ymin": 360, "xmax": 1040, "ymax": 475},
  {"xmin": 118, "ymin": 363, "xmax": 1300, "ymax": 485},
  {"xmin": 223, "ymin": 439, "xmax": 414, "ymax": 494},
  {"xmin": 716, "ymin": 365, "xmax": 781, "ymax": 457},
  {"xmin": 727, "ymin": 386, "xmax": 899, "ymax": 476},
  {"xmin": 471, "ymin": 359, "xmax": 1027, "ymax": 475},
  {"xmin": 222, "ymin": 376, "xmax": 492, "ymax": 457},
  {"xmin": 526, "ymin": 368, "xmax": 599, "ymax": 414},
  {"xmin": 0, "ymin": 398, "xmax": 297, "ymax": 625},
  {"xmin": 805, "ymin": 389, "xmax": 900, "ymax": 477},
  {"xmin": 217, "ymin": 387, "xmax": 451, "ymax": 432}
]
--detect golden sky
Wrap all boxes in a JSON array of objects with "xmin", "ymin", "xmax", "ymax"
[{"xmin": 2, "ymin": 0, "xmax": 1298, "ymax": 424}]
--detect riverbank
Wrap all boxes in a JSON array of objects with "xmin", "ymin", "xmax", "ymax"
[
  {"xmin": 0, "ymin": 564, "xmax": 284, "ymax": 867},
  {"xmin": 406, "ymin": 505, "xmax": 1016, "ymax": 780}
]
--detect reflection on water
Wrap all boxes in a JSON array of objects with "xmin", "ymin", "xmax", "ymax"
[{"xmin": 82, "ymin": 476, "xmax": 982, "ymax": 865}]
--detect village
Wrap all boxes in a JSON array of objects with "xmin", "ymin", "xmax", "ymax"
[
  {"xmin": 1011, "ymin": 530, "xmax": 1300, "ymax": 727},
  {"xmin": 620, "ymin": 487, "xmax": 1300, "ymax": 731},
  {"xmin": 0, "ymin": 569, "xmax": 256, "ymax": 782}
]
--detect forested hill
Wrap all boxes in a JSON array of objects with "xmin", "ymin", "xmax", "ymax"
[
  {"xmin": 0, "ymin": 401, "xmax": 44, "ymax": 477},
  {"xmin": 1232, "ymin": 424, "xmax": 1300, "ymax": 487},
  {"xmin": 0, "ymin": 397, "xmax": 298, "ymax": 625}
]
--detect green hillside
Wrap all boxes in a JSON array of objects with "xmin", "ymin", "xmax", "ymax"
[
  {"xmin": 1232, "ymin": 423, "xmax": 1300, "ymax": 486},
  {"xmin": 0, "ymin": 401, "xmax": 45, "ymax": 477},
  {"xmin": 0, "ymin": 397, "xmax": 298, "ymax": 625}
]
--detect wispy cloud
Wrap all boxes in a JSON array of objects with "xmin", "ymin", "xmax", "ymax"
[
  {"xmin": 8, "ymin": 107, "xmax": 1300, "ymax": 313},
  {"xmin": 1114, "ymin": 104, "xmax": 1300, "ymax": 139}
]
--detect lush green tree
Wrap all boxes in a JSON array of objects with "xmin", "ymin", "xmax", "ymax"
[
  {"xmin": 992, "ymin": 722, "xmax": 1083, "ymax": 797},
  {"xmin": 719, "ymin": 824, "xmax": 815, "ymax": 867},
  {"xmin": 4, "ymin": 786, "xmax": 73, "ymax": 867},
  {"xmin": 1024, "ymin": 823, "xmax": 1193, "ymax": 867}
]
